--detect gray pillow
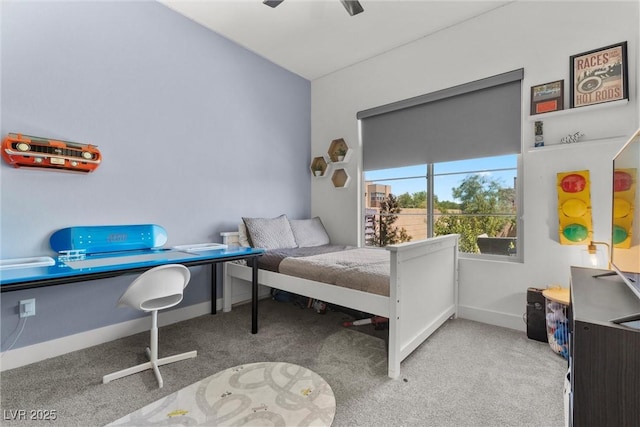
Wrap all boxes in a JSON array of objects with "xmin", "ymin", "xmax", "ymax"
[
  {"xmin": 242, "ymin": 215, "xmax": 297, "ymax": 249},
  {"xmin": 289, "ymin": 217, "xmax": 330, "ymax": 247}
]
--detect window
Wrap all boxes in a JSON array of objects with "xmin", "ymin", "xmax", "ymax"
[
  {"xmin": 364, "ymin": 154, "xmax": 520, "ymax": 259},
  {"xmin": 357, "ymin": 69, "xmax": 524, "ymax": 259}
]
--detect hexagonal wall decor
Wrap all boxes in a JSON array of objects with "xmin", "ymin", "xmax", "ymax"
[
  {"xmin": 332, "ymin": 168, "xmax": 350, "ymax": 188},
  {"xmin": 328, "ymin": 138, "xmax": 350, "ymax": 163},
  {"xmin": 310, "ymin": 156, "xmax": 328, "ymax": 177}
]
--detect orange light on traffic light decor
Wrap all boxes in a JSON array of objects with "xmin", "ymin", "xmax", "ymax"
[
  {"xmin": 612, "ymin": 168, "xmax": 636, "ymax": 249},
  {"xmin": 557, "ymin": 170, "xmax": 593, "ymax": 245}
]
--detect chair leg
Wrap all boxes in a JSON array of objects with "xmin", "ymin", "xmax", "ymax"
[
  {"xmin": 156, "ymin": 350, "xmax": 198, "ymax": 366},
  {"xmin": 140, "ymin": 347, "xmax": 168, "ymax": 388},
  {"xmin": 103, "ymin": 310, "xmax": 197, "ymax": 388},
  {"xmin": 151, "ymin": 360, "xmax": 163, "ymax": 388},
  {"xmin": 103, "ymin": 361, "xmax": 154, "ymax": 384},
  {"xmin": 149, "ymin": 311, "xmax": 159, "ymax": 363},
  {"xmin": 147, "ymin": 310, "xmax": 163, "ymax": 388}
]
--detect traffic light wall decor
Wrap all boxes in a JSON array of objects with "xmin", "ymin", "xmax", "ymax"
[
  {"xmin": 612, "ymin": 168, "xmax": 636, "ymax": 249},
  {"xmin": 557, "ymin": 170, "xmax": 592, "ymax": 245}
]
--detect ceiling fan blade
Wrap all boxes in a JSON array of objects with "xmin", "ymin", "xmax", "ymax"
[
  {"xmin": 340, "ymin": 0, "xmax": 364, "ymax": 16},
  {"xmin": 263, "ymin": 0, "xmax": 285, "ymax": 8}
]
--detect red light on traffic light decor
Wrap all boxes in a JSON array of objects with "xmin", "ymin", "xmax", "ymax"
[
  {"xmin": 612, "ymin": 168, "xmax": 636, "ymax": 248},
  {"xmin": 560, "ymin": 173, "xmax": 587, "ymax": 193},
  {"xmin": 557, "ymin": 170, "xmax": 592, "ymax": 245}
]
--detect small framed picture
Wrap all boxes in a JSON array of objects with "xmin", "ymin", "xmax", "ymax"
[
  {"xmin": 530, "ymin": 80, "xmax": 564, "ymax": 115},
  {"xmin": 570, "ymin": 42, "xmax": 628, "ymax": 108}
]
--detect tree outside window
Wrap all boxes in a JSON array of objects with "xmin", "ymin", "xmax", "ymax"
[
  {"xmin": 364, "ymin": 155, "xmax": 519, "ymax": 257},
  {"xmin": 434, "ymin": 175, "xmax": 516, "ymax": 254},
  {"xmin": 365, "ymin": 194, "xmax": 412, "ymax": 247}
]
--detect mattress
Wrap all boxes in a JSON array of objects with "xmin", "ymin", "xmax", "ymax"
[{"xmin": 278, "ymin": 247, "xmax": 390, "ymax": 296}]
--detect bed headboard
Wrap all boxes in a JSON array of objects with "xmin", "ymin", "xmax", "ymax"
[{"xmin": 220, "ymin": 231, "xmax": 240, "ymax": 246}]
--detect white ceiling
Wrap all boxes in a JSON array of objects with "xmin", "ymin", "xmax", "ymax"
[{"xmin": 160, "ymin": 0, "xmax": 514, "ymax": 80}]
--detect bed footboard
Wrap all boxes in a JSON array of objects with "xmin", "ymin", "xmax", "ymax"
[{"xmin": 386, "ymin": 234, "xmax": 459, "ymax": 379}]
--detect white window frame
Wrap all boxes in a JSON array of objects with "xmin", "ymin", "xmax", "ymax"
[{"xmin": 362, "ymin": 155, "xmax": 523, "ymax": 262}]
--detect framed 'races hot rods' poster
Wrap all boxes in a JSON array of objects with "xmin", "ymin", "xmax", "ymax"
[{"xmin": 570, "ymin": 42, "xmax": 628, "ymax": 108}]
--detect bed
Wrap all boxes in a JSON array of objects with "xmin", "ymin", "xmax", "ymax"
[{"xmin": 220, "ymin": 215, "xmax": 459, "ymax": 379}]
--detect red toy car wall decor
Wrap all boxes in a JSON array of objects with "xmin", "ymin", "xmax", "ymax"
[{"xmin": 2, "ymin": 133, "xmax": 101, "ymax": 173}]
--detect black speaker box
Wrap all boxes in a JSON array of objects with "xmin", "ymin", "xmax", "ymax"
[{"xmin": 526, "ymin": 287, "xmax": 548, "ymax": 343}]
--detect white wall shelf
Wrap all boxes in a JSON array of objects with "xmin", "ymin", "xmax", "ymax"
[
  {"xmin": 331, "ymin": 168, "xmax": 350, "ymax": 188},
  {"xmin": 527, "ymin": 99, "xmax": 628, "ymax": 121},
  {"xmin": 527, "ymin": 135, "xmax": 627, "ymax": 153},
  {"xmin": 310, "ymin": 156, "xmax": 329, "ymax": 177},
  {"xmin": 327, "ymin": 138, "xmax": 351, "ymax": 163}
]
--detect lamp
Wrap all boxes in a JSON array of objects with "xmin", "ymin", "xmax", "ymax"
[{"xmin": 587, "ymin": 241, "xmax": 611, "ymax": 269}]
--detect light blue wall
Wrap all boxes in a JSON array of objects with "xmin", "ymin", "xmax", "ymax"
[{"xmin": 0, "ymin": 1, "xmax": 311, "ymax": 350}]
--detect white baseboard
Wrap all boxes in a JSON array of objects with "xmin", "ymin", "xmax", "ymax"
[
  {"xmin": 1, "ymin": 300, "xmax": 526, "ymax": 371},
  {"xmin": 458, "ymin": 304, "xmax": 526, "ymax": 332},
  {"xmin": 0, "ymin": 299, "xmax": 218, "ymax": 372}
]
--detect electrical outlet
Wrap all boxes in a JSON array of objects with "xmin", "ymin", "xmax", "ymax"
[{"xmin": 19, "ymin": 298, "xmax": 36, "ymax": 318}]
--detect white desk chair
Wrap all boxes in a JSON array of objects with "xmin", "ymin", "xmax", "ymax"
[{"xmin": 102, "ymin": 264, "xmax": 197, "ymax": 388}]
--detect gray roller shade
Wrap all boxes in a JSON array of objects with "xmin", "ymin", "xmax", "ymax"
[{"xmin": 358, "ymin": 69, "xmax": 524, "ymax": 171}]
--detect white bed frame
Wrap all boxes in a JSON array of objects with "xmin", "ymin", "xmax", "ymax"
[{"xmin": 220, "ymin": 232, "xmax": 459, "ymax": 379}]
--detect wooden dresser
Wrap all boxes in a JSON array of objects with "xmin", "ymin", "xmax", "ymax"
[{"xmin": 569, "ymin": 266, "xmax": 640, "ymax": 427}]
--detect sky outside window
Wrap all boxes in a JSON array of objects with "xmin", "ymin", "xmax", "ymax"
[{"xmin": 365, "ymin": 154, "xmax": 517, "ymax": 202}]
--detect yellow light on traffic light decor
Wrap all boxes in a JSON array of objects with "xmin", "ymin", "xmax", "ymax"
[
  {"xmin": 557, "ymin": 170, "xmax": 592, "ymax": 245},
  {"xmin": 612, "ymin": 168, "xmax": 636, "ymax": 249}
]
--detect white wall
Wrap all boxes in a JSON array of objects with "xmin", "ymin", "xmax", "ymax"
[{"xmin": 311, "ymin": 1, "xmax": 640, "ymax": 330}]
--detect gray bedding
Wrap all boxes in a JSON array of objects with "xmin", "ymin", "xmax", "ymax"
[
  {"xmin": 255, "ymin": 244, "xmax": 353, "ymax": 272},
  {"xmin": 251, "ymin": 245, "xmax": 391, "ymax": 297},
  {"xmin": 279, "ymin": 248, "xmax": 390, "ymax": 296}
]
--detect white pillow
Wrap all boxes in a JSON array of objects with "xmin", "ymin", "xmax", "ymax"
[
  {"xmin": 238, "ymin": 223, "xmax": 251, "ymax": 247},
  {"xmin": 289, "ymin": 217, "xmax": 330, "ymax": 247},
  {"xmin": 242, "ymin": 215, "xmax": 298, "ymax": 249}
]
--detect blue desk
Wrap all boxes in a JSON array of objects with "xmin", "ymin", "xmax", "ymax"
[{"xmin": 0, "ymin": 246, "xmax": 264, "ymax": 324}]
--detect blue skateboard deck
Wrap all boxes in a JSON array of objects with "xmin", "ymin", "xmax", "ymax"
[{"xmin": 50, "ymin": 224, "xmax": 168, "ymax": 254}]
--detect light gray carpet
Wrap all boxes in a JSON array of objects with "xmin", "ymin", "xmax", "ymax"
[{"xmin": 0, "ymin": 298, "xmax": 566, "ymax": 426}]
